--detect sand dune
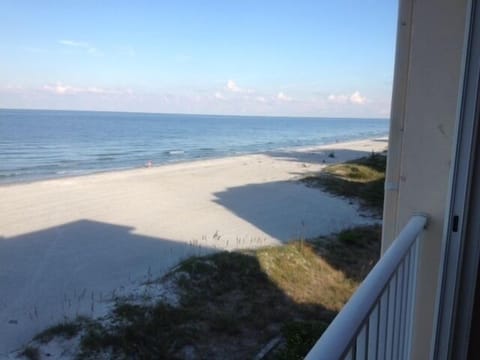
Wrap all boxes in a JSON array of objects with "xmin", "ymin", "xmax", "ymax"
[{"xmin": 0, "ymin": 138, "xmax": 387, "ymax": 354}]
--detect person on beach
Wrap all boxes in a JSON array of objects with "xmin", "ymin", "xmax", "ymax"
[{"xmin": 145, "ymin": 160, "xmax": 153, "ymax": 168}]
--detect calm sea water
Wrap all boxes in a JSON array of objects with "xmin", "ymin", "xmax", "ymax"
[{"xmin": 0, "ymin": 109, "xmax": 389, "ymax": 184}]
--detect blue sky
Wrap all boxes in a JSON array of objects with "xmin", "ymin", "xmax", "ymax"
[{"xmin": 0, "ymin": 0, "xmax": 398, "ymax": 117}]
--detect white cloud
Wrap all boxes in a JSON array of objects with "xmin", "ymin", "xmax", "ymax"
[
  {"xmin": 4, "ymin": 84, "xmax": 24, "ymax": 91},
  {"xmin": 327, "ymin": 94, "xmax": 348, "ymax": 104},
  {"xmin": 42, "ymin": 82, "xmax": 130, "ymax": 95},
  {"xmin": 214, "ymin": 91, "xmax": 226, "ymax": 100},
  {"xmin": 225, "ymin": 80, "xmax": 254, "ymax": 94},
  {"xmin": 84, "ymin": 86, "xmax": 120, "ymax": 94},
  {"xmin": 277, "ymin": 92, "xmax": 292, "ymax": 102},
  {"xmin": 226, "ymin": 80, "xmax": 241, "ymax": 92},
  {"xmin": 59, "ymin": 40, "xmax": 89, "ymax": 48},
  {"xmin": 328, "ymin": 91, "xmax": 367, "ymax": 105},
  {"xmin": 58, "ymin": 40, "xmax": 103, "ymax": 56},
  {"xmin": 5, "ymin": 82, "xmax": 383, "ymax": 117},
  {"xmin": 42, "ymin": 83, "xmax": 77, "ymax": 95},
  {"xmin": 349, "ymin": 91, "xmax": 367, "ymax": 104}
]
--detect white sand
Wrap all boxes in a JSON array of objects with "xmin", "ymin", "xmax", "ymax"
[{"xmin": 0, "ymin": 138, "xmax": 387, "ymax": 355}]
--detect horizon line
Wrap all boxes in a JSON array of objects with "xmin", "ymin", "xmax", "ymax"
[{"xmin": 0, "ymin": 107, "xmax": 390, "ymax": 121}]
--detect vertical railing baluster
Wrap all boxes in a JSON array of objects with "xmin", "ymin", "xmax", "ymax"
[
  {"xmin": 304, "ymin": 215, "xmax": 427, "ymax": 360},
  {"xmin": 356, "ymin": 324, "xmax": 367, "ymax": 359},
  {"xmin": 392, "ymin": 267, "xmax": 400, "ymax": 359},
  {"xmin": 405, "ymin": 235, "xmax": 420, "ymax": 358},
  {"xmin": 365, "ymin": 317, "xmax": 370, "ymax": 360},
  {"xmin": 399, "ymin": 251, "xmax": 410, "ymax": 359},
  {"xmin": 404, "ymin": 246, "xmax": 414, "ymax": 360},
  {"xmin": 367, "ymin": 306, "xmax": 380, "ymax": 360},
  {"xmin": 378, "ymin": 287, "xmax": 388, "ymax": 359},
  {"xmin": 394, "ymin": 260, "xmax": 405, "ymax": 359},
  {"xmin": 386, "ymin": 275, "xmax": 396, "ymax": 357}
]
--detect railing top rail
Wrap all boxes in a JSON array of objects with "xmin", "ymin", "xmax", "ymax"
[{"xmin": 305, "ymin": 214, "xmax": 428, "ymax": 360}]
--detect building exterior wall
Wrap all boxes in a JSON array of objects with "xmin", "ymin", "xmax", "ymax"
[{"xmin": 382, "ymin": 0, "xmax": 469, "ymax": 358}]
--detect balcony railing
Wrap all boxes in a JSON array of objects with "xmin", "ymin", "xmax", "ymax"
[{"xmin": 305, "ymin": 214, "xmax": 428, "ymax": 360}]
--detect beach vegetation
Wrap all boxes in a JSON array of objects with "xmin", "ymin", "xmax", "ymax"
[
  {"xmin": 302, "ymin": 152, "xmax": 387, "ymax": 212},
  {"xmin": 277, "ymin": 320, "xmax": 329, "ymax": 360},
  {"xmin": 24, "ymin": 153, "xmax": 385, "ymax": 359},
  {"xmin": 19, "ymin": 346, "xmax": 40, "ymax": 360},
  {"xmin": 33, "ymin": 318, "xmax": 86, "ymax": 343},
  {"xmin": 29, "ymin": 225, "xmax": 380, "ymax": 359}
]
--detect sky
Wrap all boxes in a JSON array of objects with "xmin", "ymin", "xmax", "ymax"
[{"xmin": 0, "ymin": 0, "xmax": 398, "ymax": 118}]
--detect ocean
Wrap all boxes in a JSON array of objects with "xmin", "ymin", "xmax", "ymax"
[{"xmin": 0, "ymin": 109, "xmax": 389, "ymax": 184}]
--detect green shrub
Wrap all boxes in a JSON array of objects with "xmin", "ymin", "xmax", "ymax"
[{"xmin": 276, "ymin": 321, "xmax": 328, "ymax": 360}]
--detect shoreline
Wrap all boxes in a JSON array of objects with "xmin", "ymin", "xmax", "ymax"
[
  {"xmin": 0, "ymin": 135, "xmax": 388, "ymax": 188},
  {"xmin": 0, "ymin": 137, "xmax": 387, "ymax": 354}
]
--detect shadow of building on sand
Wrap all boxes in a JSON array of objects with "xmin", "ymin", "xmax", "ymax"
[
  {"xmin": 0, "ymin": 218, "xmax": 380, "ymax": 358},
  {"xmin": 0, "ymin": 219, "xmax": 215, "ymax": 354},
  {"xmin": 212, "ymin": 179, "xmax": 376, "ymax": 243},
  {"xmin": 265, "ymin": 148, "xmax": 376, "ymax": 167}
]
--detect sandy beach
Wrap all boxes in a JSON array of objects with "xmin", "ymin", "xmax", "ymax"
[{"xmin": 0, "ymin": 138, "xmax": 387, "ymax": 355}]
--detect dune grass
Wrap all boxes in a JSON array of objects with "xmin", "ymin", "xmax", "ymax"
[
  {"xmin": 19, "ymin": 346, "xmax": 40, "ymax": 360},
  {"xmin": 34, "ymin": 317, "xmax": 87, "ymax": 344},
  {"xmin": 36, "ymin": 225, "xmax": 380, "ymax": 359},
  {"xmin": 302, "ymin": 152, "xmax": 386, "ymax": 212}
]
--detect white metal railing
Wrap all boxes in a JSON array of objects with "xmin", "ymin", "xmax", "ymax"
[{"xmin": 305, "ymin": 214, "xmax": 428, "ymax": 360}]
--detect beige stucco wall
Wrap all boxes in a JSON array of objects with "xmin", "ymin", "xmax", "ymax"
[{"xmin": 382, "ymin": 0, "xmax": 469, "ymax": 358}]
